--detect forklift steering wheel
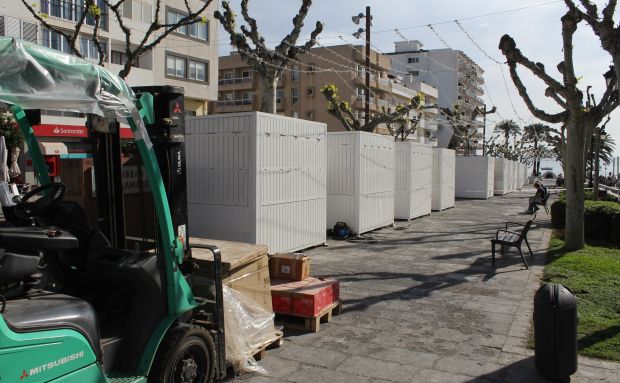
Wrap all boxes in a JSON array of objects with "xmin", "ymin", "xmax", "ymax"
[{"xmin": 15, "ymin": 182, "xmax": 66, "ymax": 218}]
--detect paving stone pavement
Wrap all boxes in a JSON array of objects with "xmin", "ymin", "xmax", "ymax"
[{"xmin": 237, "ymin": 189, "xmax": 620, "ymax": 383}]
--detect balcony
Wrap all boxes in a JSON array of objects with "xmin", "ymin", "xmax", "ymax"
[
  {"xmin": 41, "ymin": 0, "xmax": 109, "ymax": 31},
  {"xmin": 218, "ymin": 76, "xmax": 256, "ymax": 91},
  {"xmin": 354, "ymin": 96, "xmax": 378, "ymax": 112},
  {"xmin": 391, "ymin": 83, "xmax": 416, "ymax": 99},
  {"xmin": 213, "ymin": 98, "xmax": 256, "ymax": 113}
]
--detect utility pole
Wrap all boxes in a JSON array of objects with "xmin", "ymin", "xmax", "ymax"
[
  {"xmin": 477, "ymin": 104, "xmax": 496, "ymax": 156},
  {"xmin": 352, "ymin": 7, "xmax": 372, "ymax": 126},
  {"xmin": 365, "ymin": 6, "xmax": 371, "ymax": 126}
]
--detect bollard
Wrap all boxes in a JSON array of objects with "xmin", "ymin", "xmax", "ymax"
[{"xmin": 534, "ymin": 283, "xmax": 578, "ymax": 380}]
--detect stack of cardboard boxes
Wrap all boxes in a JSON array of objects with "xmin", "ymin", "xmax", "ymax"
[{"xmin": 269, "ymin": 254, "xmax": 340, "ymax": 321}]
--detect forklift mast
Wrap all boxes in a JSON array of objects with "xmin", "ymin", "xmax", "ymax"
[{"xmin": 131, "ymin": 86, "xmax": 189, "ymax": 256}]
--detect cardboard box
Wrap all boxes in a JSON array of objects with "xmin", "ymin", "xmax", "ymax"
[
  {"xmin": 271, "ymin": 277, "xmax": 339, "ymax": 317},
  {"xmin": 191, "ymin": 238, "xmax": 273, "ymax": 312},
  {"xmin": 269, "ymin": 253, "xmax": 310, "ymax": 281}
]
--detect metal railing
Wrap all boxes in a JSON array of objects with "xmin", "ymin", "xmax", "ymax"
[
  {"xmin": 215, "ymin": 99, "xmax": 253, "ymax": 107},
  {"xmin": 217, "ymin": 77, "xmax": 253, "ymax": 86}
]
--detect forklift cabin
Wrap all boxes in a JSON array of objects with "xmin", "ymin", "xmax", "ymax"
[{"xmin": 0, "ymin": 38, "xmax": 226, "ymax": 383}]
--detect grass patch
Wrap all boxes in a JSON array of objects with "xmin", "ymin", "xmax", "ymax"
[{"xmin": 539, "ymin": 237, "xmax": 620, "ymax": 361}]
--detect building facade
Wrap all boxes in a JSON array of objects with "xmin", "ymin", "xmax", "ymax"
[
  {"xmin": 389, "ymin": 40, "xmax": 485, "ymax": 151},
  {"xmin": 0, "ymin": 0, "xmax": 217, "ymax": 190},
  {"xmin": 1, "ymin": 0, "xmax": 218, "ymax": 115},
  {"xmin": 215, "ymin": 44, "xmax": 439, "ymax": 144}
]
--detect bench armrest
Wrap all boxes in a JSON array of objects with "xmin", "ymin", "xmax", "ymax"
[{"xmin": 505, "ymin": 222, "xmax": 525, "ymax": 230}]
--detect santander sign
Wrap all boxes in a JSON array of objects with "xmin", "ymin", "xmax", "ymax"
[{"xmin": 34, "ymin": 124, "xmax": 88, "ymax": 138}]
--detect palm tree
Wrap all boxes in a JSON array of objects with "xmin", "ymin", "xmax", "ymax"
[
  {"xmin": 523, "ymin": 123, "xmax": 551, "ymax": 176},
  {"xmin": 494, "ymin": 120, "xmax": 521, "ymax": 154}
]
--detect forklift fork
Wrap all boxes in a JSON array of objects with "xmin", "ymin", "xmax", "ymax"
[{"xmin": 190, "ymin": 244, "xmax": 227, "ymax": 382}]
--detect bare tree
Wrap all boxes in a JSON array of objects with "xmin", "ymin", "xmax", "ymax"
[
  {"xmin": 498, "ymin": 3, "xmax": 618, "ymax": 250},
  {"xmin": 21, "ymin": 0, "xmax": 212, "ymax": 78},
  {"xmin": 523, "ymin": 123, "xmax": 551, "ymax": 176},
  {"xmin": 321, "ymin": 84, "xmax": 434, "ymax": 135},
  {"xmin": 215, "ymin": 0, "xmax": 323, "ymax": 113},
  {"xmin": 440, "ymin": 104, "xmax": 483, "ymax": 153}
]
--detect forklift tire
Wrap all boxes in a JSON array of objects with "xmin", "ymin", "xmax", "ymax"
[{"xmin": 149, "ymin": 324, "xmax": 216, "ymax": 383}]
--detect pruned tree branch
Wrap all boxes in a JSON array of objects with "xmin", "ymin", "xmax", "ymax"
[
  {"xmin": 20, "ymin": 0, "xmax": 212, "ymax": 78},
  {"xmin": 216, "ymin": 0, "xmax": 323, "ymax": 113}
]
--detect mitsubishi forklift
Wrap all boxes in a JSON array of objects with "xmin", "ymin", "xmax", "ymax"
[{"xmin": 0, "ymin": 37, "xmax": 226, "ymax": 382}]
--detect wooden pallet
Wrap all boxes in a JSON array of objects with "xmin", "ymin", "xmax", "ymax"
[
  {"xmin": 276, "ymin": 300, "xmax": 342, "ymax": 333},
  {"xmin": 251, "ymin": 330, "xmax": 284, "ymax": 361}
]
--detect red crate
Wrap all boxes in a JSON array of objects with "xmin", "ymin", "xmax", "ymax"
[{"xmin": 271, "ymin": 277, "xmax": 339, "ymax": 317}]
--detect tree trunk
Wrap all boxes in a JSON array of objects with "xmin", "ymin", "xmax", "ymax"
[
  {"xmin": 260, "ymin": 77, "xmax": 277, "ymax": 114},
  {"xmin": 564, "ymin": 118, "xmax": 587, "ymax": 251}
]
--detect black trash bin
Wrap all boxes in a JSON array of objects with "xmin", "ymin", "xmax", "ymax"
[{"xmin": 534, "ymin": 283, "xmax": 578, "ymax": 380}]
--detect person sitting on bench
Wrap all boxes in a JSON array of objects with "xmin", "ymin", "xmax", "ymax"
[{"xmin": 527, "ymin": 181, "xmax": 547, "ymax": 213}]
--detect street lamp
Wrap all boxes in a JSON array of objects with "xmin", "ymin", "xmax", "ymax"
[
  {"xmin": 352, "ymin": 7, "xmax": 371, "ymax": 125},
  {"xmin": 604, "ymin": 65, "xmax": 616, "ymax": 89},
  {"xmin": 594, "ymin": 128, "xmax": 607, "ymax": 200}
]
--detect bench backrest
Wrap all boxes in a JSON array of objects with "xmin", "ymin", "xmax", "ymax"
[{"xmin": 520, "ymin": 220, "xmax": 533, "ymax": 239}]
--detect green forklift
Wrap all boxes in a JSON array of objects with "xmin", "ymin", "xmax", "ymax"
[{"xmin": 0, "ymin": 38, "xmax": 227, "ymax": 382}]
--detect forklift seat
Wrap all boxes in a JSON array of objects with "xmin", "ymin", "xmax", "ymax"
[{"xmin": 2, "ymin": 292, "xmax": 102, "ymax": 360}]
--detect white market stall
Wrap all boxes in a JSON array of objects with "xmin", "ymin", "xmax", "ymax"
[
  {"xmin": 395, "ymin": 141, "xmax": 432, "ymax": 219},
  {"xmin": 494, "ymin": 158, "xmax": 511, "ymax": 195},
  {"xmin": 432, "ymin": 148, "xmax": 456, "ymax": 211},
  {"xmin": 327, "ymin": 131, "xmax": 395, "ymax": 234},
  {"xmin": 455, "ymin": 156, "xmax": 495, "ymax": 199},
  {"xmin": 186, "ymin": 112, "xmax": 327, "ymax": 253}
]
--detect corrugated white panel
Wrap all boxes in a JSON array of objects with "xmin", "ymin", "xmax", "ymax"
[
  {"xmin": 431, "ymin": 148, "xmax": 456, "ymax": 211},
  {"xmin": 494, "ymin": 158, "xmax": 510, "ymax": 195},
  {"xmin": 358, "ymin": 132, "xmax": 395, "ymax": 233},
  {"xmin": 395, "ymin": 141, "xmax": 432, "ymax": 219},
  {"xmin": 327, "ymin": 131, "xmax": 395, "ymax": 234},
  {"xmin": 455, "ymin": 156, "xmax": 494, "ymax": 199},
  {"xmin": 187, "ymin": 112, "xmax": 327, "ymax": 254},
  {"xmin": 255, "ymin": 113, "xmax": 326, "ymax": 253},
  {"xmin": 326, "ymin": 132, "xmax": 357, "ymax": 230}
]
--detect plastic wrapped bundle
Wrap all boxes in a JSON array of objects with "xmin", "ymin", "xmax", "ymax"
[{"xmin": 223, "ymin": 284, "xmax": 277, "ymax": 374}]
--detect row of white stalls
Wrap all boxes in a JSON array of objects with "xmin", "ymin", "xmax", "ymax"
[
  {"xmin": 454, "ymin": 157, "xmax": 528, "ymax": 198},
  {"xmin": 185, "ymin": 113, "xmax": 525, "ymax": 254}
]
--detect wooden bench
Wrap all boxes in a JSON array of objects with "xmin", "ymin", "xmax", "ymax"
[{"xmin": 491, "ymin": 219, "xmax": 535, "ymax": 269}]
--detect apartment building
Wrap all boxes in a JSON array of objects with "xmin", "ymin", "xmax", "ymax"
[
  {"xmin": 0, "ymin": 0, "xmax": 218, "ymax": 115},
  {"xmin": 0, "ymin": 0, "xmax": 217, "ymax": 187},
  {"xmin": 214, "ymin": 44, "xmax": 439, "ymax": 143},
  {"xmin": 389, "ymin": 40, "xmax": 485, "ymax": 150}
]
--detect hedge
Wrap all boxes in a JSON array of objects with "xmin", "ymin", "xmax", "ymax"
[{"xmin": 550, "ymin": 199, "xmax": 620, "ymax": 242}]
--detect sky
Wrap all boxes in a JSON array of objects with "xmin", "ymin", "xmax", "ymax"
[{"xmin": 216, "ymin": 0, "xmax": 620, "ymax": 167}]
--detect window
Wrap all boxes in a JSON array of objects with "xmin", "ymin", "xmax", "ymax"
[
  {"xmin": 188, "ymin": 20, "xmax": 208, "ymax": 41},
  {"xmin": 80, "ymin": 36, "xmax": 107, "ymax": 60},
  {"xmin": 307, "ymin": 63, "xmax": 316, "ymax": 72},
  {"xmin": 291, "ymin": 65, "xmax": 300, "ymax": 81},
  {"xmin": 291, "ymin": 111, "xmax": 299, "ymax": 118},
  {"xmin": 242, "ymin": 70, "xmax": 253, "ymax": 78},
  {"xmin": 41, "ymin": 0, "xmax": 108, "ymax": 30},
  {"xmin": 306, "ymin": 111, "xmax": 314, "ymax": 120},
  {"xmin": 167, "ymin": 9, "xmax": 208, "ymax": 41},
  {"xmin": 276, "ymin": 90, "xmax": 284, "ymax": 104},
  {"xmin": 189, "ymin": 60, "xmax": 207, "ymax": 81},
  {"xmin": 306, "ymin": 87, "xmax": 315, "ymax": 97},
  {"xmin": 42, "ymin": 28, "xmax": 71, "ymax": 54},
  {"xmin": 166, "ymin": 55, "xmax": 186, "ymax": 78},
  {"xmin": 132, "ymin": 0, "xmax": 152, "ymax": 23},
  {"xmin": 291, "ymin": 88, "xmax": 299, "ymax": 104},
  {"xmin": 409, "ymin": 70, "xmax": 420, "ymax": 76},
  {"xmin": 0, "ymin": 17, "xmax": 37, "ymax": 43},
  {"xmin": 407, "ymin": 57, "xmax": 419, "ymax": 64},
  {"xmin": 167, "ymin": 10, "xmax": 187, "ymax": 35},
  {"xmin": 223, "ymin": 92, "xmax": 234, "ymax": 101},
  {"xmin": 122, "ymin": 0, "xmax": 132, "ymax": 18},
  {"xmin": 111, "ymin": 50, "xmax": 127, "ymax": 65}
]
